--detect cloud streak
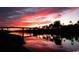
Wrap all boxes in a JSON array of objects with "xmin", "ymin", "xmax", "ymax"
[{"xmin": 0, "ymin": 7, "xmax": 78, "ymax": 27}]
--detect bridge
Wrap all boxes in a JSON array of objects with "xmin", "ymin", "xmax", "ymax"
[
  {"xmin": 0, "ymin": 27, "xmax": 32, "ymax": 39},
  {"xmin": 0, "ymin": 27, "xmax": 39, "ymax": 38},
  {"xmin": 0, "ymin": 27, "xmax": 37, "ymax": 30}
]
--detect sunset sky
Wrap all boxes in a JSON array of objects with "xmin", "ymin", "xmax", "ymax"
[{"xmin": 0, "ymin": 7, "xmax": 79, "ymax": 27}]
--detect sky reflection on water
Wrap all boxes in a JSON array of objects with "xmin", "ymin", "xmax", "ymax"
[{"xmin": 10, "ymin": 32, "xmax": 79, "ymax": 52}]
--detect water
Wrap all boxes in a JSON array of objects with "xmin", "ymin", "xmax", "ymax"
[{"xmin": 9, "ymin": 32, "xmax": 79, "ymax": 52}]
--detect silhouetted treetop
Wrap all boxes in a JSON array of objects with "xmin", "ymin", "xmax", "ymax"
[{"xmin": 53, "ymin": 21, "xmax": 61, "ymax": 28}]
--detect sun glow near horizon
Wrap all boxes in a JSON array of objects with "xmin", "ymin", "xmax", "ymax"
[{"xmin": 0, "ymin": 7, "xmax": 79, "ymax": 27}]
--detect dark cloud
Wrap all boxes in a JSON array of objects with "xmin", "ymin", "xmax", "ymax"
[
  {"xmin": 0, "ymin": 7, "xmax": 29, "ymax": 18},
  {"xmin": 0, "ymin": 7, "xmax": 78, "ymax": 27},
  {"xmin": 0, "ymin": 7, "xmax": 76, "ymax": 19}
]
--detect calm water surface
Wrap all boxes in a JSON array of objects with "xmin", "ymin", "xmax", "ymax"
[{"xmin": 10, "ymin": 32, "xmax": 79, "ymax": 52}]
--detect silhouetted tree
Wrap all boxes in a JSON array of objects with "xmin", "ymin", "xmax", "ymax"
[
  {"xmin": 49, "ymin": 24, "xmax": 53, "ymax": 29},
  {"xmin": 69, "ymin": 21, "xmax": 73, "ymax": 24},
  {"xmin": 77, "ymin": 20, "xmax": 79, "ymax": 24},
  {"xmin": 74, "ymin": 20, "xmax": 79, "ymax": 28},
  {"xmin": 53, "ymin": 21, "xmax": 61, "ymax": 28}
]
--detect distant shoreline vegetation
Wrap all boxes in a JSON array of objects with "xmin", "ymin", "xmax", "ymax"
[
  {"xmin": 0, "ymin": 20, "xmax": 79, "ymax": 35},
  {"xmin": 25, "ymin": 20, "xmax": 79, "ymax": 34}
]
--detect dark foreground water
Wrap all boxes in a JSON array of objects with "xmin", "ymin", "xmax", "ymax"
[{"xmin": 10, "ymin": 32, "xmax": 79, "ymax": 52}]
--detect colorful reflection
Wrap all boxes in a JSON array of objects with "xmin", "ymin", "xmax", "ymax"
[{"xmin": 9, "ymin": 32, "xmax": 79, "ymax": 52}]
